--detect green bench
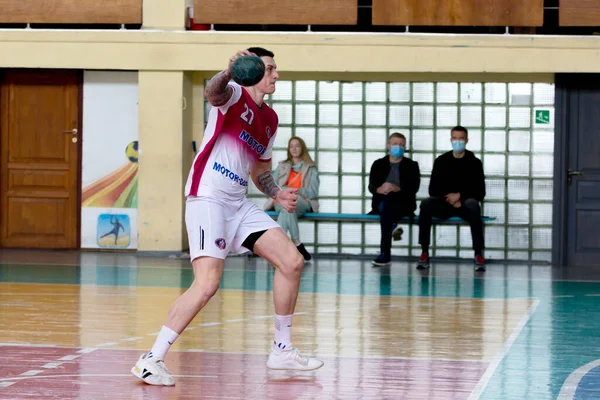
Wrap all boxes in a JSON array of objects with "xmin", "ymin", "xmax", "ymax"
[{"xmin": 265, "ymin": 211, "xmax": 496, "ymax": 224}]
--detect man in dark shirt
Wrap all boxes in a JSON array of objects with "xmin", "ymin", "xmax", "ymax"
[
  {"xmin": 417, "ymin": 126, "xmax": 486, "ymax": 271},
  {"xmin": 368, "ymin": 133, "xmax": 421, "ymax": 266}
]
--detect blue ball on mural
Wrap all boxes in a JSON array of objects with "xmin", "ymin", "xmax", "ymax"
[{"xmin": 125, "ymin": 141, "xmax": 138, "ymax": 163}]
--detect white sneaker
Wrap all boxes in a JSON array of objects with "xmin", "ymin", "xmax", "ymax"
[
  {"xmin": 131, "ymin": 353, "xmax": 175, "ymax": 386},
  {"xmin": 266, "ymin": 344, "xmax": 324, "ymax": 371}
]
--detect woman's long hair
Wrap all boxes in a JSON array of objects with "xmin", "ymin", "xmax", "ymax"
[{"xmin": 286, "ymin": 136, "xmax": 316, "ymax": 166}]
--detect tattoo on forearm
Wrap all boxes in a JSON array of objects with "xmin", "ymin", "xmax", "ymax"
[
  {"xmin": 256, "ymin": 171, "xmax": 280, "ymax": 199},
  {"xmin": 205, "ymin": 70, "xmax": 233, "ymax": 106}
]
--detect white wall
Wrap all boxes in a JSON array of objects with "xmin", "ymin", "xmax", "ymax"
[{"xmin": 81, "ymin": 71, "xmax": 139, "ymax": 249}]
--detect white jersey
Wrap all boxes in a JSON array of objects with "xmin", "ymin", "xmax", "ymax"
[{"xmin": 185, "ymin": 82, "xmax": 278, "ymax": 203}]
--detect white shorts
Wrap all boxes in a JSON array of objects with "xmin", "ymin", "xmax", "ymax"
[{"xmin": 185, "ymin": 196, "xmax": 280, "ymax": 261}]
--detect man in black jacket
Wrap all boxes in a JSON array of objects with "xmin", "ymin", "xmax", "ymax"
[
  {"xmin": 368, "ymin": 133, "xmax": 421, "ymax": 266},
  {"xmin": 417, "ymin": 126, "xmax": 486, "ymax": 271}
]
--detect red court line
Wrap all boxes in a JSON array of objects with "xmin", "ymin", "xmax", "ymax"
[{"xmin": 0, "ymin": 346, "xmax": 488, "ymax": 400}]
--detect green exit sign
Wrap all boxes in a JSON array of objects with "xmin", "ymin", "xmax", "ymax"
[{"xmin": 535, "ymin": 110, "xmax": 550, "ymax": 125}]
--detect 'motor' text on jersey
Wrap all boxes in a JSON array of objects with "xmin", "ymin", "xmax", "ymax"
[{"xmin": 239, "ymin": 130, "xmax": 266, "ymax": 156}]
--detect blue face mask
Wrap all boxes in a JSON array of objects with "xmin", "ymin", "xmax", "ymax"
[
  {"xmin": 390, "ymin": 145, "xmax": 404, "ymax": 158},
  {"xmin": 452, "ymin": 140, "xmax": 466, "ymax": 153}
]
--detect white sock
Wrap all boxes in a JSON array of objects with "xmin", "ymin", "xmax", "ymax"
[
  {"xmin": 274, "ymin": 314, "xmax": 293, "ymax": 350},
  {"xmin": 148, "ymin": 325, "xmax": 179, "ymax": 360}
]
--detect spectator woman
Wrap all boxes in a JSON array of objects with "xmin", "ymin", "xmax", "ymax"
[{"xmin": 265, "ymin": 136, "xmax": 319, "ymax": 261}]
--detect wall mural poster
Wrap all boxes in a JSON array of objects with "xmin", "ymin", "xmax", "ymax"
[
  {"xmin": 82, "ymin": 140, "xmax": 138, "ymax": 209},
  {"xmin": 97, "ymin": 213, "xmax": 131, "ymax": 248},
  {"xmin": 81, "ymin": 71, "xmax": 138, "ymax": 250},
  {"xmin": 82, "ymin": 140, "xmax": 137, "ymax": 249}
]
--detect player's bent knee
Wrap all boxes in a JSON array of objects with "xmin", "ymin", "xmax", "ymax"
[
  {"xmin": 288, "ymin": 251, "xmax": 305, "ymax": 277},
  {"xmin": 191, "ymin": 277, "xmax": 220, "ymax": 303},
  {"xmin": 294, "ymin": 251, "xmax": 304, "ymax": 270},
  {"xmin": 202, "ymin": 282, "xmax": 220, "ymax": 301},
  {"xmin": 190, "ymin": 257, "xmax": 224, "ymax": 302}
]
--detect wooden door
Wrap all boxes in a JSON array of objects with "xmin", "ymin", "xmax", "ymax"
[{"xmin": 0, "ymin": 70, "xmax": 81, "ymax": 249}]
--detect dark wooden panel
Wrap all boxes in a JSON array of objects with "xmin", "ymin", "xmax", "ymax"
[
  {"xmin": 6, "ymin": 198, "xmax": 67, "ymax": 236},
  {"xmin": 373, "ymin": 0, "xmax": 543, "ymax": 26},
  {"xmin": 9, "ymin": 170, "xmax": 69, "ymax": 192},
  {"xmin": 0, "ymin": 0, "xmax": 142, "ymax": 24},
  {"xmin": 194, "ymin": 0, "xmax": 357, "ymax": 25},
  {"xmin": 560, "ymin": 0, "xmax": 600, "ymax": 26}
]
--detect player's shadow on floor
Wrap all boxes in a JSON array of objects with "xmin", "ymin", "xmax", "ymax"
[{"xmin": 264, "ymin": 371, "xmax": 324, "ymax": 399}]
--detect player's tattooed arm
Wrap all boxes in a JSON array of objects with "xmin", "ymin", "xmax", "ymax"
[
  {"xmin": 256, "ymin": 170, "xmax": 281, "ymax": 199},
  {"xmin": 251, "ymin": 161, "xmax": 281, "ymax": 199},
  {"xmin": 204, "ymin": 70, "xmax": 233, "ymax": 107}
]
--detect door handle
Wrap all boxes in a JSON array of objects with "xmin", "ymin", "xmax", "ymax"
[
  {"xmin": 568, "ymin": 169, "xmax": 584, "ymax": 185},
  {"xmin": 568, "ymin": 169, "xmax": 583, "ymax": 177},
  {"xmin": 64, "ymin": 129, "xmax": 78, "ymax": 142}
]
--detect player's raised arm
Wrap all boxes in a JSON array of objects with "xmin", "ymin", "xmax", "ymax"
[{"xmin": 204, "ymin": 70, "xmax": 233, "ymax": 107}]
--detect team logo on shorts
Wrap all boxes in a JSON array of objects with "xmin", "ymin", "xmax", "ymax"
[{"xmin": 215, "ymin": 238, "xmax": 227, "ymax": 250}]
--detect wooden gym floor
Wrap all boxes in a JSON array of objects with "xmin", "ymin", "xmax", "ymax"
[{"xmin": 0, "ymin": 249, "xmax": 599, "ymax": 399}]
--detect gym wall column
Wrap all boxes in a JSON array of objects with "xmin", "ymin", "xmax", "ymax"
[
  {"xmin": 138, "ymin": 0, "xmax": 188, "ymax": 252},
  {"xmin": 138, "ymin": 71, "xmax": 185, "ymax": 252},
  {"xmin": 180, "ymin": 72, "xmax": 206, "ymax": 249},
  {"xmin": 142, "ymin": 0, "xmax": 186, "ymax": 30}
]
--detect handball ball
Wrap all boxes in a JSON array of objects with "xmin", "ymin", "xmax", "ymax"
[
  {"xmin": 126, "ymin": 141, "xmax": 138, "ymax": 163},
  {"xmin": 231, "ymin": 55, "xmax": 265, "ymax": 87}
]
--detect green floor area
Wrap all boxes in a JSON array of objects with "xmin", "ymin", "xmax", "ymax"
[
  {"xmin": 1, "ymin": 258, "xmax": 600, "ymax": 399},
  {"xmin": 2, "ymin": 260, "xmax": 600, "ymax": 299}
]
